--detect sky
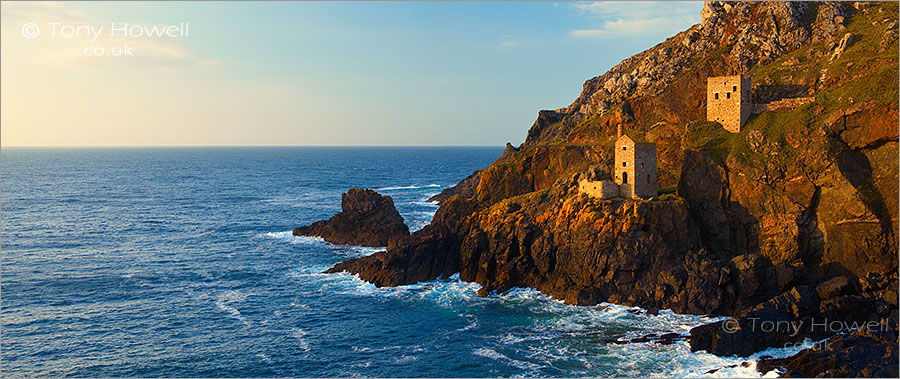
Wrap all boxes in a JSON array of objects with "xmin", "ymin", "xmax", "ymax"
[{"xmin": 0, "ymin": 1, "xmax": 703, "ymax": 147}]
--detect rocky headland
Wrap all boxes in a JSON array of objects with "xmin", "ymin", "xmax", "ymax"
[
  {"xmin": 324, "ymin": 2, "xmax": 898, "ymax": 376},
  {"xmin": 294, "ymin": 188, "xmax": 409, "ymax": 247}
]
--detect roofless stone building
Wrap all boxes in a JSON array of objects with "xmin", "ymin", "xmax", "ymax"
[
  {"xmin": 614, "ymin": 125, "xmax": 657, "ymax": 199},
  {"xmin": 707, "ymin": 75, "xmax": 751, "ymax": 133},
  {"xmin": 579, "ymin": 124, "xmax": 657, "ymax": 200}
]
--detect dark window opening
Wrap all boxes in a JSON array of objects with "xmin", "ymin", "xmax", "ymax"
[
  {"xmin": 732, "ymin": 85, "xmax": 737, "ymax": 92},
  {"xmin": 622, "ymin": 146, "xmax": 627, "ymax": 150},
  {"xmin": 622, "ymin": 162, "xmax": 627, "ymax": 167},
  {"xmin": 623, "ymin": 172, "xmax": 628, "ymax": 184},
  {"xmin": 647, "ymin": 174, "xmax": 651, "ymax": 183},
  {"xmin": 726, "ymin": 92, "xmax": 731, "ymax": 99},
  {"xmin": 714, "ymin": 93, "xmax": 719, "ymax": 100}
]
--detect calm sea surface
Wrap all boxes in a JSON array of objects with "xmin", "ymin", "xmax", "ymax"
[{"xmin": 1, "ymin": 147, "xmax": 802, "ymax": 377}]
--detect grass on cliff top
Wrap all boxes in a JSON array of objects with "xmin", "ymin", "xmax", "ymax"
[
  {"xmin": 744, "ymin": 103, "xmax": 816, "ymax": 141},
  {"xmin": 752, "ymin": 2, "xmax": 898, "ymax": 110},
  {"xmin": 479, "ymin": 160, "xmax": 526, "ymax": 187},
  {"xmin": 684, "ymin": 101, "xmax": 819, "ymax": 168},
  {"xmin": 821, "ymin": 3, "xmax": 899, "ymax": 109},
  {"xmin": 819, "ymin": 61, "xmax": 899, "ymax": 111},
  {"xmin": 693, "ymin": 3, "xmax": 898, "ymax": 168},
  {"xmin": 683, "ymin": 120, "xmax": 735, "ymax": 163},
  {"xmin": 732, "ymin": 104, "xmax": 818, "ymax": 165}
]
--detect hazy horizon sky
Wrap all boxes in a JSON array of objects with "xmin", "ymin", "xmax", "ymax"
[{"xmin": 1, "ymin": 1, "xmax": 702, "ymax": 147}]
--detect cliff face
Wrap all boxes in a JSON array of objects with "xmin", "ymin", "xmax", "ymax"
[
  {"xmin": 329, "ymin": 181, "xmax": 790, "ymax": 317},
  {"xmin": 326, "ymin": 1, "xmax": 898, "ymax": 371},
  {"xmin": 466, "ymin": 0, "xmax": 899, "ymax": 285},
  {"xmin": 453, "ymin": 187, "xmax": 777, "ymax": 316}
]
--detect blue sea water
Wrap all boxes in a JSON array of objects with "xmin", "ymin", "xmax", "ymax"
[{"xmin": 1, "ymin": 147, "xmax": 808, "ymax": 377}]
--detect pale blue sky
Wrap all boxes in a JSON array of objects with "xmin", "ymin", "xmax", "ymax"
[{"xmin": 1, "ymin": 1, "xmax": 702, "ymax": 146}]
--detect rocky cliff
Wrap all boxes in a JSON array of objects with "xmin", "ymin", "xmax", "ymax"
[
  {"xmin": 326, "ymin": 1, "xmax": 898, "ymax": 376},
  {"xmin": 294, "ymin": 188, "xmax": 409, "ymax": 247}
]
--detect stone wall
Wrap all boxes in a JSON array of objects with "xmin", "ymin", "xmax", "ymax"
[
  {"xmin": 707, "ymin": 75, "xmax": 751, "ymax": 133},
  {"xmin": 578, "ymin": 179, "xmax": 620, "ymax": 199},
  {"xmin": 765, "ymin": 97, "xmax": 814, "ymax": 112},
  {"xmin": 614, "ymin": 136, "xmax": 636, "ymax": 198},
  {"xmin": 614, "ymin": 135, "xmax": 658, "ymax": 199},
  {"xmin": 632, "ymin": 143, "xmax": 658, "ymax": 198},
  {"xmin": 751, "ymin": 97, "xmax": 816, "ymax": 114}
]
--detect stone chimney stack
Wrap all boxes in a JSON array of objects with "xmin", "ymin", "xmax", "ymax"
[{"xmin": 617, "ymin": 124, "xmax": 624, "ymax": 139}]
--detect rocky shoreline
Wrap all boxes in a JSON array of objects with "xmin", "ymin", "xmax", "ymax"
[{"xmin": 316, "ymin": 2, "xmax": 898, "ymax": 376}]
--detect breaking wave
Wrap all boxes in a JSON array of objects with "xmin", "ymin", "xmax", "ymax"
[
  {"xmin": 259, "ymin": 231, "xmax": 385, "ymax": 258},
  {"xmin": 284, "ymin": 269, "xmax": 811, "ymax": 377}
]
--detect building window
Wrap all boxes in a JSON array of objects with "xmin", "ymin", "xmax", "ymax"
[
  {"xmin": 714, "ymin": 93, "xmax": 719, "ymax": 100},
  {"xmin": 622, "ymin": 162, "xmax": 627, "ymax": 167},
  {"xmin": 647, "ymin": 174, "xmax": 651, "ymax": 183},
  {"xmin": 623, "ymin": 172, "xmax": 628, "ymax": 184},
  {"xmin": 726, "ymin": 92, "xmax": 731, "ymax": 99},
  {"xmin": 640, "ymin": 162, "xmax": 644, "ymax": 169},
  {"xmin": 732, "ymin": 85, "xmax": 737, "ymax": 92},
  {"xmin": 622, "ymin": 146, "xmax": 626, "ymax": 150}
]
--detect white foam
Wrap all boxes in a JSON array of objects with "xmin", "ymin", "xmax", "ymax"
[
  {"xmin": 473, "ymin": 347, "xmax": 507, "ymax": 360},
  {"xmin": 601, "ymin": 337, "xmax": 821, "ymax": 378},
  {"xmin": 413, "ymin": 196, "xmax": 441, "ymax": 207},
  {"xmin": 408, "ymin": 221, "xmax": 430, "ymax": 232},
  {"xmin": 473, "ymin": 347, "xmax": 545, "ymax": 374},
  {"xmin": 289, "ymin": 269, "xmax": 408, "ymax": 299},
  {"xmin": 291, "ymin": 328, "xmax": 310, "ymax": 351},
  {"xmin": 255, "ymin": 353, "xmax": 272, "ymax": 363},
  {"xmin": 457, "ymin": 313, "xmax": 479, "ymax": 332},
  {"xmin": 260, "ymin": 231, "xmax": 385, "ymax": 258},
  {"xmin": 288, "ymin": 267, "xmax": 806, "ymax": 377},
  {"xmin": 296, "ymin": 272, "xmax": 715, "ymax": 335},
  {"xmin": 214, "ymin": 290, "xmax": 252, "ymax": 327},
  {"xmin": 261, "ymin": 231, "xmax": 326, "ymax": 244}
]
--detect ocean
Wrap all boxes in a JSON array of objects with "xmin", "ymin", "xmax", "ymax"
[{"xmin": 1, "ymin": 147, "xmax": 807, "ymax": 377}]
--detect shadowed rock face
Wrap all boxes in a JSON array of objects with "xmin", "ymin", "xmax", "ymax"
[
  {"xmin": 293, "ymin": 189, "xmax": 409, "ymax": 247},
  {"xmin": 755, "ymin": 318, "xmax": 899, "ymax": 377}
]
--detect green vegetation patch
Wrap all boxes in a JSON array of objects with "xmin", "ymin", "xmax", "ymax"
[
  {"xmin": 658, "ymin": 184, "xmax": 678, "ymax": 194},
  {"xmin": 683, "ymin": 120, "xmax": 734, "ymax": 163}
]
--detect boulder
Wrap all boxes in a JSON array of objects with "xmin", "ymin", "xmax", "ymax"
[
  {"xmin": 830, "ymin": 32, "xmax": 855, "ymax": 61},
  {"xmin": 816, "ymin": 276, "xmax": 850, "ymax": 300},
  {"xmin": 756, "ymin": 320, "xmax": 899, "ymax": 377},
  {"xmin": 689, "ymin": 286, "xmax": 820, "ymax": 357}
]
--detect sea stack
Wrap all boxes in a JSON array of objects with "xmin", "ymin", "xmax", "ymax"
[{"xmin": 293, "ymin": 188, "xmax": 410, "ymax": 247}]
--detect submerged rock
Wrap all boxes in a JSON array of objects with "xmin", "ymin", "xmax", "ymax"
[{"xmin": 293, "ymin": 188, "xmax": 409, "ymax": 247}]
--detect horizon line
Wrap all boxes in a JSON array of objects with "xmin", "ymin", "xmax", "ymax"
[{"xmin": 1, "ymin": 144, "xmax": 508, "ymax": 148}]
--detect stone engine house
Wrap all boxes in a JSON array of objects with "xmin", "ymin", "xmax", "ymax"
[
  {"xmin": 614, "ymin": 128, "xmax": 657, "ymax": 199},
  {"xmin": 578, "ymin": 125, "xmax": 657, "ymax": 200},
  {"xmin": 707, "ymin": 75, "xmax": 751, "ymax": 133}
]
